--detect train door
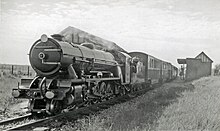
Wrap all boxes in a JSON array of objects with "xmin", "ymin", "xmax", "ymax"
[{"xmin": 125, "ymin": 57, "xmax": 131, "ymax": 84}]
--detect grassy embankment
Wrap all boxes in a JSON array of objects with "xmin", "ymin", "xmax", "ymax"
[
  {"xmin": 0, "ymin": 75, "xmax": 20, "ymax": 115},
  {"xmin": 58, "ymin": 79, "xmax": 194, "ymax": 131},
  {"xmin": 156, "ymin": 76, "xmax": 220, "ymax": 130}
]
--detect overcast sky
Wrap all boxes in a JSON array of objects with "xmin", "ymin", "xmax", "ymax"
[{"xmin": 0, "ymin": 0, "xmax": 220, "ymax": 67}]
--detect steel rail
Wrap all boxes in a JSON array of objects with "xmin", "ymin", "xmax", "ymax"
[{"xmin": 0, "ymin": 113, "xmax": 32, "ymax": 126}]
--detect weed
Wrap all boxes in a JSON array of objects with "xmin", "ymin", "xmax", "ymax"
[
  {"xmin": 0, "ymin": 75, "xmax": 22, "ymax": 116},
  {"xmin": 156, "ymin": 76, "xmax": 220, "ymax": 130},
  {"xmin": 57, "ymin": 79, "xmax": 193, "ymax": 131}
]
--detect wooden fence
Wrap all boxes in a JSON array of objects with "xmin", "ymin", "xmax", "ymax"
[{"xmin": 0, "ymin": 64, "xmax": 35, "ymax": 77}]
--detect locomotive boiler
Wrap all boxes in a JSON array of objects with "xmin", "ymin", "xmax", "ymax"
[{"xmin": 12, "ymin": 34, "xmax": 132, "ymax": 115}]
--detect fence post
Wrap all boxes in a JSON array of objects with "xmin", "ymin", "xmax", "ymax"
[
  {"xmin": 11, "ymin": 65, "xmax": 14, "ymax": 75},
  {"xmin": 27, "ymin": 66, "xmax": 30, "ymax": 76}
]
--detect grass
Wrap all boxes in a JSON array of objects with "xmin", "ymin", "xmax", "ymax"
[
  {"xmin": 56, "ymin": 79, "xmax": 193, "ymax": 131},
  {"xmin": 156, "ymin": 76, "xmax": 220, "ymax": 130},
  {"xmin": 0, "ymin": 75, "xmax": 21, "ymax": 116}
]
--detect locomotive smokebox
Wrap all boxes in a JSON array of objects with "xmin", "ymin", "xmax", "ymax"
[{"xmin": 29, "ymin": 35, "xmax": 62, "ymax": 77}]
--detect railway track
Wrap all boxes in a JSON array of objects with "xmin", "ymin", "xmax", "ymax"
[
  {"xmin": 0, "ymin": 113, "xmax": 33, "ymax": 130},
  {"xmin": 1, "ymin": 84, "xmax": 159, "ymax": 131}
]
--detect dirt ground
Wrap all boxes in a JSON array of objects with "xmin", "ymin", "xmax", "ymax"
[{"xmin": 9, "ymin": 100, "xmax": 28, "ymax": 115}]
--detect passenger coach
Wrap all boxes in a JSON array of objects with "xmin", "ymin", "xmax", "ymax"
[{"xmin": 129, "ymin": 52, "xmax": 176, "ymax": 86}]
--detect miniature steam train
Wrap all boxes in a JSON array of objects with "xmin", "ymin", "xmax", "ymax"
[{"xmin": 12, "ymin": 33, "xmax": 178, "ymax": 115}]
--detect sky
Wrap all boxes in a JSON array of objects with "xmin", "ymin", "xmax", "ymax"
[{"xmin": 0, "ymin": 0, "xmax": 220, "ymax": 67}]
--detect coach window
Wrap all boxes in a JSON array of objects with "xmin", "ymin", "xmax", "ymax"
[
  {"xmin": 150, "ymin": 58, "xmax": 154, "ymax": 68},
  {"xmin": 154, "ymin": 60, "xmax": 157, "ymax": 68},
  {"xmin": 163, "ymin": 63, "xmax": 166, "ymax": 69}
]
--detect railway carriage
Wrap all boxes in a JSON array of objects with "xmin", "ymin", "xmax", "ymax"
[
  {"xmin": 129, "ymin": 52, "xmax": 176, "ymax": 85},
  {"xmin": 129, "ymin": 52, "xmax": 163, "ymax": 85}
]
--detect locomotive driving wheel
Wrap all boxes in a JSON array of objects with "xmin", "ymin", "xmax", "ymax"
[
  {"xmin": 99, "ymin": 82, "xmax": 107, "ymax": 96},
  {"xmin": 106, "ymin": 82, "xmax": 114, "ymax": 98},
  {"xmin": 46, "ymin": 100, "xmax": 62, "ymax": 115},
  {"xmin": 119, "ymin": 86, "xmax": 126, "ymax": 96}
]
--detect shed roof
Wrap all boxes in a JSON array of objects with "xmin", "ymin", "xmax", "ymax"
[
  {"xmin": 177, "ymin": 59, "xmax": 186, "ymax": 64},
  {"xmin": 195, "ymin": 51, "xmax": 213, "ymax": 63}
]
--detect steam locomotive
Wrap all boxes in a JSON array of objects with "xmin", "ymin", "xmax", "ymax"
[{"xmin": 12, "ymin": 31, "xmax": 177, "ymax": 115}]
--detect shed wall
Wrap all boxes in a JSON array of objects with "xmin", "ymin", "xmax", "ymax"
[{"xmin": 186, "ymin": 59, "xmax": 212, "ymax": 81}]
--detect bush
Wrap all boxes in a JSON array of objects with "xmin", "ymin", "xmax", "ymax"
[{"xmin": 0, "ymin": 76, "xmax": 20, "ymax": 114}]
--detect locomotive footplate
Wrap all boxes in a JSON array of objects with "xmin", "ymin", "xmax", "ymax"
[{"xmin": 12, "ymin": 77, "xmax": 70, "ymax": 100}]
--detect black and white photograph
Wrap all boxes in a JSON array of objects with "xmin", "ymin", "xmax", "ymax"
[{"xmin": 0, "ymin": 0, "xmax": 220, "ymax": 130}]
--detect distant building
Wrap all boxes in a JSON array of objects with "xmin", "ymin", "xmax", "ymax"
[{"xmin": 177, "ymin": 52, "xmax": 213, "ymax": 81}]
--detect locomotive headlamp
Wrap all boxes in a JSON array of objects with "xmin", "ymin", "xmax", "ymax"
[
  {"xmin": 45, "ymin": 91, "xmax": 55, "ymax": 99},
  {"xmin": 12, "ymin": 90, "xmax": 20, "ymax": 97},
  {"xmin": 41, "ymin": 34, "xmax": 48, "ymax": 42}
]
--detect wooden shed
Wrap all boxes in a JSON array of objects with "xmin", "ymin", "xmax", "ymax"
[{"xmin": 177, "ymin": 52, "xmax": 213, "ymax": 81}]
